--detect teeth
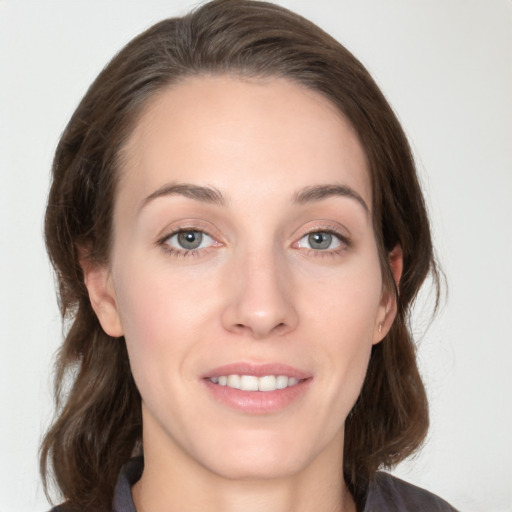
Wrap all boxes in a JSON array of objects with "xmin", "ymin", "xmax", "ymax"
[
  {"xmin": 276, "ymin": 375, "xmax": 288, "ymax": 389},
  {"xmin": 227, "ymin": 374, "xmax": 241, "ymax": 389},
  {"xmin": 258, "ymin": 375, "xmax": 276, "ymax": 391},
  {"xmin": 240, "ymin": 375, "xmax": 259, "ymax": 391},
  {"xmin": 209, "ymin": 374, "xmax": 301, "ymax": 391}
]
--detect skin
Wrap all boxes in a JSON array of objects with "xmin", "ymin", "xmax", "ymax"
[{"xmin": 84, "ymin": 75, "xmax": 402, "ymax": 512}]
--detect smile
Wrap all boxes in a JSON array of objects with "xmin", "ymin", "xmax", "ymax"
[{"xmin": 208, "ymin": 374, "xmax": 300, "ymax": 391}]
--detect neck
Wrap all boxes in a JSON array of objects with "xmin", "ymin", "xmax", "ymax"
[{"xmin": 134, "ymin": 473, "xmax": 354, "ymax": 512}]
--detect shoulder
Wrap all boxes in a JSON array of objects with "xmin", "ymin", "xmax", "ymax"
[
  {"xmin": 48, "ymin": 504, "xmax": 84, "ymax": 512},
  {"xmin": 46, "ymin": 456, "xmax": 142, "ymax": 512},
  {"xmin": 364, "ymin": 472, "xmax": 458, "ymax": 511}
]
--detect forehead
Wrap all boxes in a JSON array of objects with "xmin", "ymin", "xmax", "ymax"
[{"xmin": 117, "ymin": 74, "xmax": 371, "ymax": 212}]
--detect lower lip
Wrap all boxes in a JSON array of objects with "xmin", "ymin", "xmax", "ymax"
[{"xmin": 203, "ymin": 378, "xmax": 311, "ymax": 414}]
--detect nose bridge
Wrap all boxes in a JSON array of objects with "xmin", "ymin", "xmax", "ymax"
[{"xmin": 222, "ymin": 241, "xmax": 298, "ymax": 339}]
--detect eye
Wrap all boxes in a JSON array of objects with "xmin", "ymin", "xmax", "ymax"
[
  {"xmin": 296, "ymin": 231, "xmax": 343, "ymax": 251},
  {"xmin": 164, "ymin": 230, "xmax": 215, "ymax": 251}
]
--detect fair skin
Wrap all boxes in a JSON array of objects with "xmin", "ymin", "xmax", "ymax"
[{"xmin": 84, "ymin": 75, "xmax": 402, "ymax": 512}]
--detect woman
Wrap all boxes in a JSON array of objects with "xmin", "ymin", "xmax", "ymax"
[{"xmin": 41, "ymin": 1, "xmax": 456, "ymax": 510}]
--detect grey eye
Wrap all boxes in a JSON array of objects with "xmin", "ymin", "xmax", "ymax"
[
  {"xmin": 308, "ymin": 232, "xmax": 333, "ymax": 250},
  {"xmin": 177, "ymin": 231, "xmax": 203, "ymax": 249},
  {"xmin": 166, "ymin": 230, "xmax": 214, "ymax": 251},
  {"xmin": 297, "ymin": 231, "xmax": 342, "ymax": 251}
]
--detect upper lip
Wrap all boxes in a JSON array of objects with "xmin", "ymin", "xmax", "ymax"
[{"xmin": 201, "ymin": 362, "xmax": 311, "ymax": 380}]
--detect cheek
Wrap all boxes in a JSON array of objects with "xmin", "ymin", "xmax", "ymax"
[
  {"xmin": 111, "ymin": 262, "xmax": 213, "ymax": 385},
  {"xmin": 300, "ymin": 256, "xmax": 382, "ymax": 392},
  {"xmin": 114, "ymin": 254, "xmax": 212, "ymax": 333},
  {"xmin": 110, "ymin": 253, "xmax": 232, "ymax": 377},
  {"xmin": 302, "ymin": 255, "xmax": 383, "ymax": 336}
]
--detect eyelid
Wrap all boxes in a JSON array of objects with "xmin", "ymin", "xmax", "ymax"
[
  {"xmin": 296, "ymin": 231, "xmax": 342, "ymax": 249},
  {"xmin": 291, "ymin": 222, "xmax": 352, "ymax": 254},
  {"xmin": 155, "ymin": 220, "xmax": 224, "ymax": 257},
  {"xmin": 165, "ymin": 230, "xmax": 215, "ymax": 250},
  {"xmin": 293, "ymin": 221, "xmax": 350, "ymax": 242},
  {"xmin": 156, "ymin": 219, "xmax": 221, "ymax": 242}
]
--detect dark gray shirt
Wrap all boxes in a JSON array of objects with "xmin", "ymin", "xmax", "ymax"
[{"xmin": 53, "ymin": 456, "xmax": 458, "ymax": 511}]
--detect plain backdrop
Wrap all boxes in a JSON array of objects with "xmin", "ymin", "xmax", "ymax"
[{"xmin": 1, "ymin": 1, "xmax": 511, "ymax": 511}]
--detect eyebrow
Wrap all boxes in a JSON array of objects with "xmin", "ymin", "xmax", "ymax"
[
  {"xmin": 292, "ymin": 184, "xmax": 369, "ymax": 214},
  {"xmin": 140, "ymin": 183, "xmax": 226, "ymax": 211},
  {"xmin": 139, "ymin": 181, "xmax": 369, "ymax": 214}
]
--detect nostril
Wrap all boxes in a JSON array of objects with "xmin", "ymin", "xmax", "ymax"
[
  {"xmin": 231, "ymin": 321, "xmax": 288, "ymax": 337},
  {"xmin": 273, "ymin": 322, "xmax": 287, "ymax": 333}
]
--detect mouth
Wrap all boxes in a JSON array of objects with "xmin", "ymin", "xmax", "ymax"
[
  {"xmin": 208, "ymin": 374, "xmax": 302, "ymax": 391},
  {"xmin": 202, "ymin": 363, "xmax": 311, "ymax": 413}
]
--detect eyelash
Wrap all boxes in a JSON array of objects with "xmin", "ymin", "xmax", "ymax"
[
  {"xmin": 295, "ymin": 227, "xmax": 350, "ymax": 257},
  {"xmin": 157, "ymin": 228, "xmax": 220, "ymax": 259},
  {"xmin": 157, "ymin": 226, "xmax": 350, "ymax": 259}
]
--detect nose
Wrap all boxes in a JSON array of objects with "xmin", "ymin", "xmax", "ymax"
[{"xmin": 221, "ymin": 248, "xmax": 299, "ymax": 339}]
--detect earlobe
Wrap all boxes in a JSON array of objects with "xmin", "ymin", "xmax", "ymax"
[
  {"xmin": 82, "ymin": 259, "xmax": 124, "ymax": 338},
  {"xmin": 373, "ymin": 245, "xmax": 403, "ymax": 344}
]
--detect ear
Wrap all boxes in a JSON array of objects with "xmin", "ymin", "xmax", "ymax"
[
  {"xmin": 373, "ymin": 245, "xmax": 403, "ymax": 344},
  {"xmin": 81, "ymin": 258, "xmax": 123, "ymax": 338}
]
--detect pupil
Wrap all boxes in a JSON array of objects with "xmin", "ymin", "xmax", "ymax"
[
  {"xmin": 309, "ymin": 232, "xmax": 331, "ymax": 250},
  {"xmin": 178, "ymin": 231, "xmax": 202, "ymax": 249}
]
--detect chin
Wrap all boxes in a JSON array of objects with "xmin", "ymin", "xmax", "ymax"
[{"xmin": 194, "ymin": 429, "xmax": 326, "ymax": 482}]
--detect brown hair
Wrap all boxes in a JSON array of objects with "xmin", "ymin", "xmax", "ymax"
[{"xmin": 42, "ymin": 0, "xmax": 439, "ymax": 509}]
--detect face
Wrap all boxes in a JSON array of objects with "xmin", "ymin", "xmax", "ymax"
[{"xmin": 86, "ymin": 75, "xmax": 398, "ymax": 481}]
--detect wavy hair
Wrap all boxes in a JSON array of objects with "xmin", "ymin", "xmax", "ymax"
[{"xmin": 42, "ymin": 0, "xmax": 440, "ymax": 509}]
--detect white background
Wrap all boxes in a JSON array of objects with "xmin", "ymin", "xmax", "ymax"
[{"xmin": 1, "ymin": 1, "xmax": 511, "ymax": 511}]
